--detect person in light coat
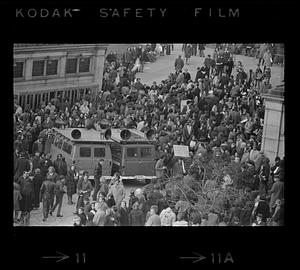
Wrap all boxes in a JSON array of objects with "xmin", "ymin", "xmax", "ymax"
[
  {"xmin": 269, "ymin": 177, "xmax": 284, "ymax": 214},
  {"xmin": 159, "ymin": 206, "xmax": 176, "ymax": 226},
  {"xmin": 107, "ymin": 177, "xmax": 125, "ymax": 208}
]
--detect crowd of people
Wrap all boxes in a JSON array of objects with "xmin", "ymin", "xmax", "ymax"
[{"xmin": 13, "ymin": 43, "xmax": 284, "ymax": 226}]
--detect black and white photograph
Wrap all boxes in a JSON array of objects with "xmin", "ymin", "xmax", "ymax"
[{"xmin": 13, "ymin": 43, "xmax": 285, "ymax": 227}]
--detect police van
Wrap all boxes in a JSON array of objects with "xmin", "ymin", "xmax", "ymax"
[{"xmin": 48, "ymin": 127, "xmax": 156, "ymax": 183}]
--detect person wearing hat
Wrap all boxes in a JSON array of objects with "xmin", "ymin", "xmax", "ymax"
[
  {"xmin": 40, "ymin": 173, "xmax": 56, "ymax": 222},
  {"xmin": 252, "ymin": 213, "xmax": 265, "ymax": 226},
  {"xmin": 50, "ymin": 175, "xmax": 66, "ymax": 218},
  {"xmin": 74, "ymin": 171, "xmax": 93, "ymax": 215}
]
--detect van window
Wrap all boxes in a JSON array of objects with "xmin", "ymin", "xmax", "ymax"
[
  {"xmin": 94, "ymin": 147, "xmax": 105, "ymax": 158},
  {"xmin": 140, "ymin": 147, "xmax": 152, "ymax": 158},
  {"xmin": 54, "ymin": 136, "xmax": 63, "ymax": 149},
  {"xmin": 62, "ymin": 141, "xmax": 73, "ymax": 155},
  {"xmin": 126, "ymin": 148, "xmax": 138, "ymax": 158},
  {"xmin": 80, "ymin": 147, "xmax": 91, "ymax": 157}
]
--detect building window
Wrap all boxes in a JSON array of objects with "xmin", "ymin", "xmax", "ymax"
[
  {"xmin": 79, "ymin": 57, "xmax": 90, "ymax": 73},
  {"xmin": 32, "ymin": 60, "xmax": 45, "ymax": 76},
  {"xmin": 14, "ymin": 62, "xmax": 24, "ymax": 78},
  {"xmin": 66, "ymin": 58, "xmax": 78, "ymax": 74},
  {"xmin": 46, "ymin": 59, "xmax": 58, "ymax": 75}
]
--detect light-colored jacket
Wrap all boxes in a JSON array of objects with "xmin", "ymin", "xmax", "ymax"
[
  {"xmin": 107, "ymin": 182, "xmax": 125, "ymax": 207},
  {"xmin": 160, "ymin": 208, "xmax": 176, "ymax": 226}
]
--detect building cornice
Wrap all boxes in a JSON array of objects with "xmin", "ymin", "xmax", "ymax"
[{"xmin": 14, "ymin": 44, "xmax": 108, "ymax": 54}]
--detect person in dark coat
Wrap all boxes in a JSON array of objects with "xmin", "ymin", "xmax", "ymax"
[
  {"xmin": 252, "ymin": 195, "xmax": 270, "ymax": 223},
  {"xmin": 104, "ymin": 207, "xmax": 120, "ymax": 226},
  {"xmin": 118, "ymin": 201, "xmax": 129, "ymax": 226},
  {"xmin": 198, "ymin": 44, "xmax": 205, "ymax": 57},
  {"xmin": 50, "ymin": 175, "xmax": 65, "ymax": 217},
  {"xmin": 40, "ymin": 175, "xmax": 56, "ymax": 222},
  {"xmin": 65, "ymin": 164, "xmax": 78, "ymax": 204},
  {"xmin": 31, "ymin": 152, "xmax": 41, "ymax": 172},
  {"xmin": 184, "ymin": 44, "xmax": 192, "ymax": 64},
  {"xmin": 32, "ymin": 168, "xmax": 43, "ymax": 209},
  {"xmin": 74, "ymin": 171, "xmax": 93, "ymax": 214},
  {"xmin": 77, "ymin": 207, "xmax": 87, "ymax": 226},
  {"xmin": 93, "ymin": 159, "xmax": 103, "ymax": 201},
  {"xmin": 40, "ymin": 154, "xmax": 53, "ymax": 178},
  {"xmin": 14, "ymin": 152, "xmax": 30, "ymax": 180},
  {"xmin": 19, "ymin": 172, "xmax": 35, "ymax": 222},
  {"xmin": 174, "ymin": 55, "xmax": 184, "ymax": 73},
  {"xmin": 270, "ymin": 156, "xmax": 281, "ymax": 182},
  {"xmin": 128, "ymin": 189, "xmax": 138, "ymax": 212},
  {"xmin": 31, "ymin": 138, "xmax": 44, "ymax": 154},
  {"xmin": 259, "ymin": 157, "xmax": 270, "ymax": 196},
  {"xmin": 53, "ymin": 154, "xmax": 67, "ymax": 177},
  {"xmin": 129, "ymin": 202, "xmax": 145, "ymax": 226}
]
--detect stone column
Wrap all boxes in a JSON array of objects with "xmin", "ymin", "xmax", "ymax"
[
  {"xmin": 25, "ymin": 58, "xmax": 33, "ymax": 80},
  {"xmin": 261, "ymin": 85, "xmax": 284, "ymax": 162},
  {"xmin": 93, "ymin": 45, "xmax": 107, "ymax": 100}
]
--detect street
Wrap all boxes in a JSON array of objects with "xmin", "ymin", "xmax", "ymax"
[
  {"xmin": 27, "ymin": 179, "xmax": 146, "ymax": 226},
  {"xmin": 136, "ymin": 43, "xmax": 284, "ymax": 87}
]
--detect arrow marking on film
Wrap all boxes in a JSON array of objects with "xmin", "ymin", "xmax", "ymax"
[
  {"xmin": 180, "ymin": 252, "xmax": 207, "ymax": 263},
  {"xmin": 42, "ymin": 251, "xmax": 69, "ymax": 263}
]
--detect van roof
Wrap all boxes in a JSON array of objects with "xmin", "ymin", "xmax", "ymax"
[
  {"xmin": 110, "ymin": 129, "xmax": 155, "ymax": 143},
  {"xmin": 52, "ymin": 128, "xmax": 155, "ymax": 143},
  {"xmin": 52, "ymin": 128, "xmax": 113, "ymax": 142}
]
